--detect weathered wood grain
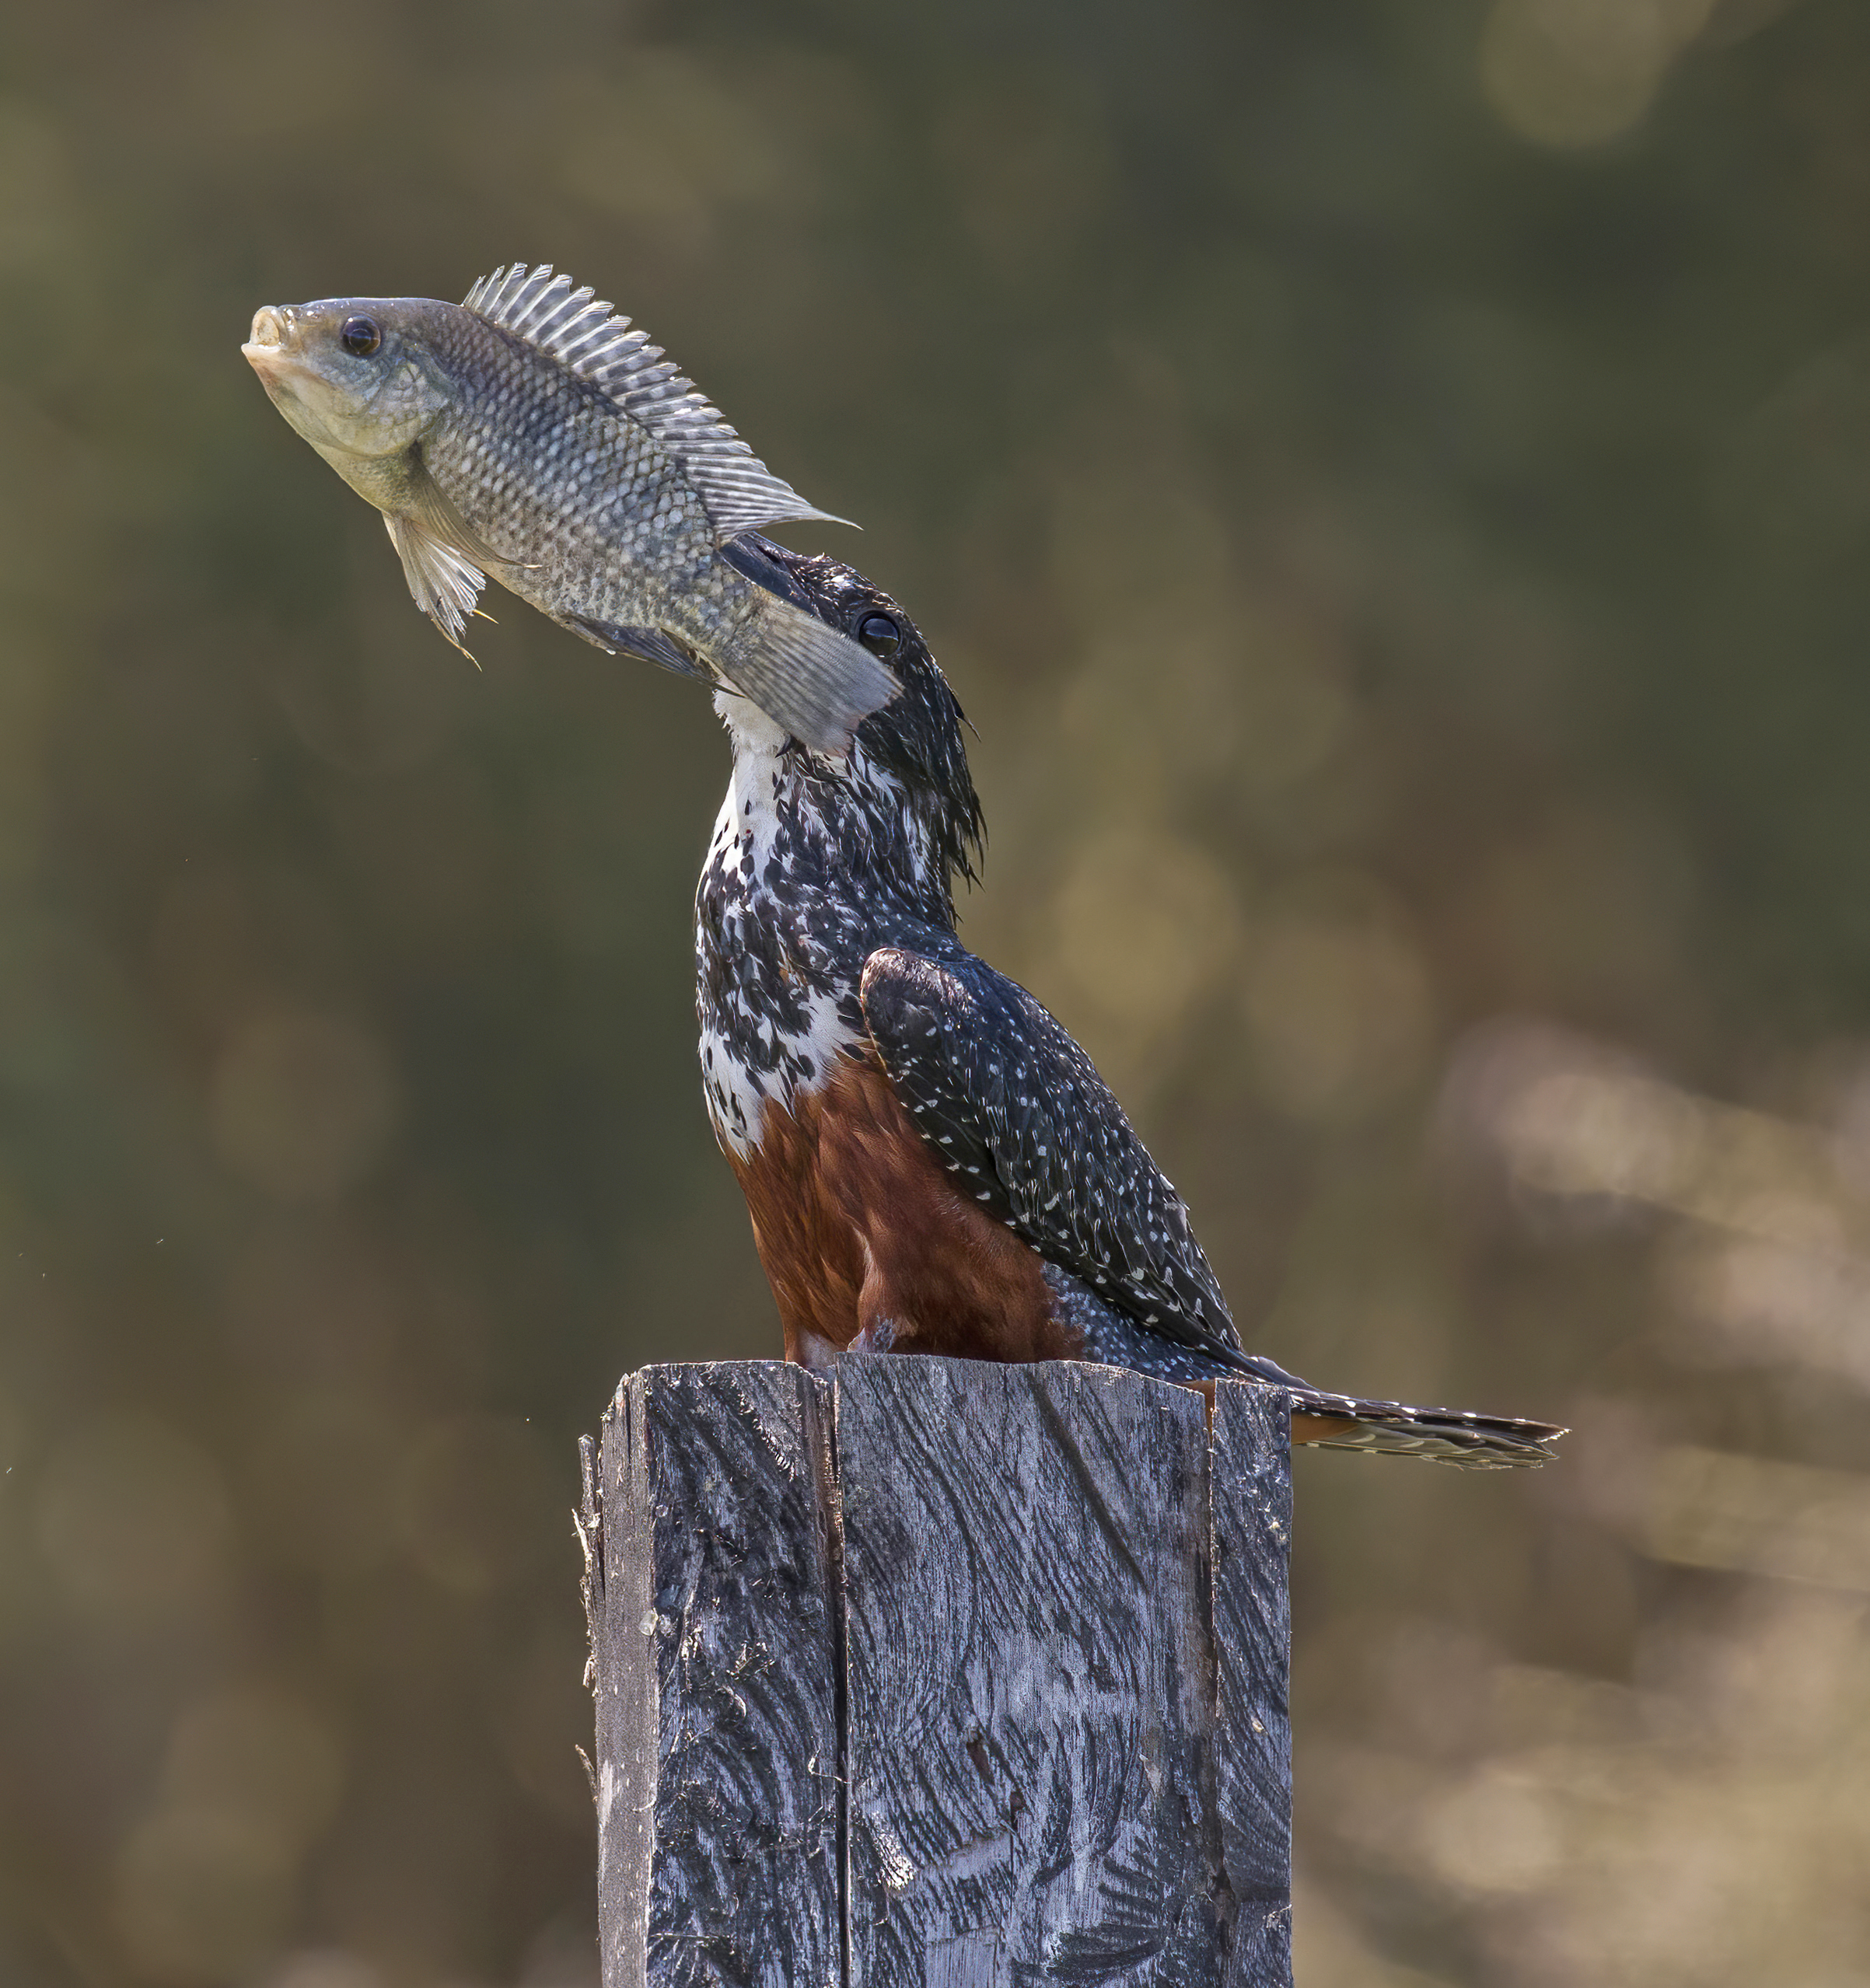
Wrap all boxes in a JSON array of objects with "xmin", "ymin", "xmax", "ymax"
[
  {"xmin": 1210, "ymin": 1385, "xmax": 1294, "ymax": 1986},
  {"xmin": 585, "ymin": 1363, "xmax": 842, "ymax": 1988},
  {"xmin": 835, "ymin": 1357, "xmax": 1226, "ymax": 1988},
  {"xmin": 585, "ymin": 1359, "xmax": 1293, "ymax": 1988}
]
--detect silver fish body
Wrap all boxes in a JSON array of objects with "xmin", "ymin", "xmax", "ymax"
[{"xmin": 242, "ymin": 264, "xmax": 895, "ymax": 752}]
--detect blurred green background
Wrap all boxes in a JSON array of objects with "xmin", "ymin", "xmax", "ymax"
[{"xmin": 5, "ymin": 0, "xmax": 1870, "ymax": 1982}]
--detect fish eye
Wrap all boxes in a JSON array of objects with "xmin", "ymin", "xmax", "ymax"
[
  {"xmin": 339, "ymin": 315, "xmax": 382, "ymax": 358},
  {"xmin": 857, "ymin": 613, "xmax": 901, "ymax": 658}
]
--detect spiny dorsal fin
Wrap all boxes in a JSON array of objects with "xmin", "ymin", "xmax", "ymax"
[{"xmin": 462, "ymin": 263, "xmax": 855, "ymax": 541}]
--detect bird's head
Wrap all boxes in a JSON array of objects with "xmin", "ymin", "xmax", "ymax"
[{"xmin": 718, "ymin": 536, "xmax": 985, "ymax": 911}]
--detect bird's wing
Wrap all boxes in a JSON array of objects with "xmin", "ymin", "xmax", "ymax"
[{"xmin": 858, "ymin": 945, "xmax": 1243, "ymax": 1359}]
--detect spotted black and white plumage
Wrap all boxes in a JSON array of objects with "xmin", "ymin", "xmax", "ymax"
[
  {"xmin": 694, "ymin": 540, "xmax": 979, "ymax": 1155},
  {"xmin": 693, "ymin": 537, "xmax": 1564, "ymax": 1469},
  {"xmin": 858, "ymin": 949, "xmax": 1236, "ymax": 1353}
]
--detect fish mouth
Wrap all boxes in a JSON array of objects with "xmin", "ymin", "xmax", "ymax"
[{"xmin": 240, "ymin": 306, "xmax": 298, "ymax": 372}]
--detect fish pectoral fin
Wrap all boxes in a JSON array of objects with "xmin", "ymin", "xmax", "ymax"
[
  {"xmin": 404, "ymin": 449, "xmax": 537, "ymax": 573},
  {"xmin": 717, "ymin": 593, "xmax": 898, "ymax": 754},
  {"xmin": 383, "ymin": 512, "xmax": 486, "ymax": 660},
  {"xmin": 560, "ymin": 614, "xmax": 708, "ymax": 681},
  {"xmin": 386, "ymin": 450, "xmax": 540, "ymax": 660}
]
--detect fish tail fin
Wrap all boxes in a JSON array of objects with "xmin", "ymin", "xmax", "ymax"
[{"xmin": 715, "ymin": 592, "xmax": 897, "ymax": 753}]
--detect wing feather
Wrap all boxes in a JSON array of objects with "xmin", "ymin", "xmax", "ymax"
[{"xmin": 858, "ymin": 945, "xmax": 1242, "ymax": 1358}]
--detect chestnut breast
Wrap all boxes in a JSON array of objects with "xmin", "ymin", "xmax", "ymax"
[{"xmin": 726, "ymin": 1053, "xmax": 1079, "ymax": 1368}]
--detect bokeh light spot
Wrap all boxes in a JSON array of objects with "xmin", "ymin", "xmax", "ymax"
[
  {"xmin": 1050, "ymin": 826, "xmax": 1243, "ymax": 1043},
  {"xmin": 1241, "ymin": 882, "xmax": 1435, "ymax": 1121},
  {"xmin": 1480, "ymin": 0, "xmax": 1713, "ymax": 148},
  {"xmin": 397, "ymin": 1413, "xmax": 561, "ymax": 1597},
  {"xmin": 164, "ymin": 1686, "xmax": 346, "ymax": 1853},
  {"xmin": 208, "ymin": 1012, "xmax": 402, "ymax": 1204},
  {"xmin": 114, "ymin": 1804, "xmax": 295, "ymax": 1983},
  {"xmin": 35, "ymin": 1411, "xmax": 232, "ymax": 1625}
]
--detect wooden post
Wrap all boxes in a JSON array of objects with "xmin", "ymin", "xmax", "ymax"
[{"xmin": 580, "ymin": 1359, "xmax": 1292, "ymax": 1988}]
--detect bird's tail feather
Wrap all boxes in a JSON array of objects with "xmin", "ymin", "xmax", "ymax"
[
  {"xmin": 1285, "ymin": 1385, "xmax": 1564, "ymax": 1469},
  {"xmin": 1218, "ymin": 1350, "xmax": 1563, "ymax": 1468}
]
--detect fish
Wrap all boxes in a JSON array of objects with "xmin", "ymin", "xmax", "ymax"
[{"xmin": 241, "ymin": 264, "xmax": 897, "ymax": 753}]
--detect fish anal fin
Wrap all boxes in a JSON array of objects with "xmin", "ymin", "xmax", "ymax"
[{"xmin": 561, "ymin": 614, "xmax": 707, "ymax": 680}]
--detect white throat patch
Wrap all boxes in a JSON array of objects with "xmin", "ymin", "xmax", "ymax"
[{"xmin": 696, "ymin": 712, "xmax": 863, "ymax": 1158}]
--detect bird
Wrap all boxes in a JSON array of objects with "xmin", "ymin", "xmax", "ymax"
[{"xmin": 694, "ymin": 535, "xmax": 1564, "ymax": 1468}]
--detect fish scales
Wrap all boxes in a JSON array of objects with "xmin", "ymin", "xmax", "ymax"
[
  {"xmin": 418, "ymin": 308, "xmax": 722, "ymax": 635},
  {"xmin": 241, "ymin": 263, "xmax": 896, "ymax": 751}
]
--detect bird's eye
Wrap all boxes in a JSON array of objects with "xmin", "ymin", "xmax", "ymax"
[
  {"xmin": 857, "ymin": 613, "xmax": 901, "ymax": 658},
  {"xmin": 339, "ymin": 315, "xmax": 382, "ymax": 358}
]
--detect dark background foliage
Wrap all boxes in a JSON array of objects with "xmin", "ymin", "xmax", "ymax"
[{"xmin": 4, "ymin": 1, "xmax": 1869, "ymax": 1983}]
